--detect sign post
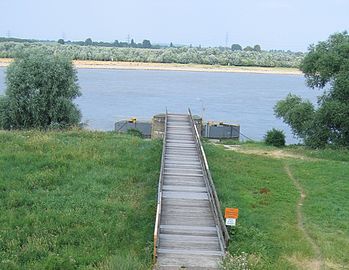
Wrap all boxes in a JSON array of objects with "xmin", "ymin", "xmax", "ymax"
[{"xmin": 225, "ymin": 208, "xmax": 239, "ymax": 226}]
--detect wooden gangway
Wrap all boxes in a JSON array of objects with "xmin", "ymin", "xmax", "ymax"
[{"xmin": 154, "ymin": 110, "xmax": 229, "ymax": 269}]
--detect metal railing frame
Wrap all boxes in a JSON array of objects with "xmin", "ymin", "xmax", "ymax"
[
  {"xmin": 153, "ymin": 109, "xmax": 168, "ymax": 262},
  {"xmin": 188, "ymin": 108, "xmax": 230, "ymax": 250}
]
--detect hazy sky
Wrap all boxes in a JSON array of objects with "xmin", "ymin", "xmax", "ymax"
[{"xmin": 1, "ymin": 0, "xmax": 348, "ymax": 51}]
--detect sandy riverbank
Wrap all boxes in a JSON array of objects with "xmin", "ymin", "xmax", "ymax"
[{"xmin": 0, "ymin": 58, "xmax": 302, "ymax": 75}]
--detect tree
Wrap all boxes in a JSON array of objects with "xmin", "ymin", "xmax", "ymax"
[
  {"xmin": 0, "ymin": 49, "xmax": 81, "ymax": 129},
  {"xmin": 243, "ymin": 46, "xmax": 254, "ymax": 51},
  {"xmin": 130, "ymin": 39, "xmax": 136, "ymax": 47},
  {"xmin": 113, "ymin": 40, "xmax": 119, "ymax": 47},
  {"xmin": 274, "ymin": 31, "xmax": 349, "ymax": 147},
  {"xmin": 58, "ymin": 39, "xmax": 65, "ymax": 45},
  {"xmin": 231, "ymin": 44, "xmax": 242, "ymax": 51},
  {"xmin": 254, "ymin": 44, "xmax": 261, "ymax": 52},
  {"xmin": 274, "ymin": 94, "xmax": 315, "ymax": 140},
  {"xmin": 142, "ymin": 39, "xmax": 152, "ymax": 48},
  {"xmin": 170, "ymin": 42, "xmax": 174, "ymax": 48},
  {"xmin": 85, "ymin": 38, "xmax": 93, "ymax": 46}
]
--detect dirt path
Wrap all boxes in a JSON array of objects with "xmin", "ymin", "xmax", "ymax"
[{"xmin": 284, "ymin": 164, "xmax": 324, "ymax": 270}]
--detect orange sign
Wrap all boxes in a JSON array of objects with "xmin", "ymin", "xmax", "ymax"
[{"xmin": 225, "ymin": 208, "xmax": 239, "ymax": 219}]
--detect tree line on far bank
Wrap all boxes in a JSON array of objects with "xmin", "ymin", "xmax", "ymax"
[
  {"xmin": 57, "ymin": 37, "xmax": 153, "ymax": 49},
  {"xmin": 0, "ymin": 41, "xmax": 304, "ymax": 68},
  {"xmin": 1, "ymin": 36, "xmax": 278, "ymax": 52}
]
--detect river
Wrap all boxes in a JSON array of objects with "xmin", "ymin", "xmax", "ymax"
[{"xmin": 0, "ymin": 67, "xmax": 319, "ymax": 143}]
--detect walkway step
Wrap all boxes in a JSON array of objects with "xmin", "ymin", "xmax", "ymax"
[
  {"xmin": 163, "ymin": 179, "xmax": 205, "ymax": 187},
  {"xmin": 157, "ymin": 248, "xmax": 223, "ymax": 257},
  {"xmin": 162, "ymin": 191, "xmax": 208, "ymax": 200},
  {"xmin": 159, "ymin": 239, "xmax": 221, "ymax": 251},
  {"xmin": 160, "ymin": 225, "xmax": 217, "ymax": 234},
  {"xmin": 162, "ymin": 185, "xmax": 207, "ymax": 192},
  {"xmin": 157, "ymin": 254, "xmax": 220, "ymax": 269}
]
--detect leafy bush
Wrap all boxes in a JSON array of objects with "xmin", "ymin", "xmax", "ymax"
[
  {"xmin": 264, "ymin": 129, "xmax": 286, "ymax": 147},
  {"xmin": 126, "ymin": 128, "xmax": 143, "ymax": 138},
  {"xmin": 0, "ymin": 49, "xmax": 81, "ymax": 129}
]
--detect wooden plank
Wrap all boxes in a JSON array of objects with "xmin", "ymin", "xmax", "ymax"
[
  {"xmin": 163, "ymin": 173, "xmax": 203, "ymax": 179},
  {"xmin": 161, "ymin": 211, "xmax": 213, "ymax": 219},
  {"xmin": 161, "ymin": 216, "xmax": 215, "ymax": 227},
  {"xmin": 159, "ymin": 234, "xmax": 218, "ymax": 242},
  {"xmin": 162, "ymin": 191, "xmax": 208, "ymax": 200},
  {"xmin": 157, "ymin": 253, "xmax": 220, "ymax": 269},
  {"xmin": 163, "ymin": 180, "xmax": 205, "ymax": 187},
  {"xmin": 165, "ymin": 156, "xmax": 199, "ymax": 161},
  {"xmin": 165, "ymin": 151, "xmax": 198, "ymax": 155},
  {"xmin": 157, "ymin": 248, "xmax": 223, "ymax": 257},
  {"xmin": 159, "ymin": 239, "xmax": 220, "ymax": 251},
  {"xmin": 159, "ymin": 224, "xmax": 218, "ymax": 236},
  {"xmin": 162, "ymin": 185, "xmax": 207, "ymax": 192},
  {"xmin": 165, "ymin": 161, "xmax": 201, "ymax": 166},
  {"xmin": 164, "ymin": 168, "xmax": 203, "ymax": 174},
  {"xmin": 162, "ymin": 199, "xmax": 210, "ymax": 208},
  {"xmin": 162, "ymin": 207, "xmax": 212, "ymax": 216},
  {"xmin": 164, "ymin": 172, "xmax": 204, "ymax": 177},
  {"xmin": 165, "ymin": 165, "xmax": 202, "ymax": 171}
]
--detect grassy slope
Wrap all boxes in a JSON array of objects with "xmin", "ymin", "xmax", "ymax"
[
  {"xmin": 0, "ymin": 131, "xmax": 161, "ymax": 270},
  {"xmin": 206, "ymin": 143, "xmax": 349, "ymax": 269},
  {"xmin": 1, "ymin": 131, "xmax": 348, "ymax": 270}
]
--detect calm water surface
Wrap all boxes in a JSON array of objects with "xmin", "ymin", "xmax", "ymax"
[{"xmin": 0, "ymin": 67, "xmax": 319, "ymax": 143}]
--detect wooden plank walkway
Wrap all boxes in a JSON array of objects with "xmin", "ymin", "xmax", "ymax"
[{"xmin": 154, "ymin": 112, "xmax": 227, "ymax": 269}]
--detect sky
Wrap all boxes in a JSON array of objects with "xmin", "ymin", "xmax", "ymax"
[{"xmin": 0, "ymin": 0, "xmax": 348, "ymax": 51}]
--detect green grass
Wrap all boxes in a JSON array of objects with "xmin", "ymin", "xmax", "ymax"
[
  {"xmin": 288, "ymin": 146, "xmax": 349, "ymax": 162},
  {"xmin": 2, "ymin": 130, "xmax": 348, "ymax": 269},
  {"xmin": 206, "ymin": 143, "xmax": 349, "ymax": 269},
  {"xmin": 0, "ymin": 130, "xmax": 161, "ymax": 270}
]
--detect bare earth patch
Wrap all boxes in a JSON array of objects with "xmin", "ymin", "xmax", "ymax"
[
  {"xmin": 221, "ymin": 144, "xmax": 316, "ymax": 161},
  {"xmin": 286, "ymin": 255, "xmax": 323, "ymax": 270},
  {"xmin": 286, "ymin": 255, "xmax": 346, "ymax": 270}
]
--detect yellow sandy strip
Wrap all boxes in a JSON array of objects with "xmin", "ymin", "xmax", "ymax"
[{"xmin": 0, "ymin": 58, "xmax": 302, "ymax": 75}]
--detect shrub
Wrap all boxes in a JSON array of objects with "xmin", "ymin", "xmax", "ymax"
[
  {"xmin": 0, "ymin": 49, "xmax": 81, "ymax": 129},
  {"xmin": 126, "ymin": 128, "xmax": 143, "ymax": 138},
  {"xmin": 264, "ymin": 129, "xmax": 285, "ymax": 147}
]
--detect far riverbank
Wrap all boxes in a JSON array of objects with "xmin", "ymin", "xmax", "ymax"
[{"xmin": 0, "ymin": 58, "xmax": 302, "ymax": 75}]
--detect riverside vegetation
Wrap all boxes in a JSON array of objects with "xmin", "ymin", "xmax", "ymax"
[{"xmin": 0, "ymin": 42, "xmax": 304, "ymax": 68}]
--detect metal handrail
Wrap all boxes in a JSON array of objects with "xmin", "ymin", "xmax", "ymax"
[
  {"xmin": 153, "ymin": 109, "xmax": 168, "ymax": 262},
  {"xmin": 188, "ymin": 108, "xmax": 230, "ymax": 250}
]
